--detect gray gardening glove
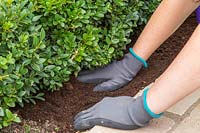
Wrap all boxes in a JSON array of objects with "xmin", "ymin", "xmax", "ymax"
[
  {"xmin": 77, "ymin": 53, "xmax": 143, "ymax": 91},
  {"xmin": 74, "ymin": 95, "xmax": 153, "ymax": 131}
]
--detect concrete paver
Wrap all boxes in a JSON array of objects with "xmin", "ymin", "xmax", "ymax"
[
  {"xmin": 83, "ymin": 117, "xmax": 175, "ymax": 133},
  {"xmin": 167, "ymin": 89, "xmax": 200, "ymax": 116},
  {"xmin": 171, "ymin": 103, "xmax": 200, "ymax": 133}
]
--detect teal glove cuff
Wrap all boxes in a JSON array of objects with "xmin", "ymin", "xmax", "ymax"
[
  {"xmin": 143, "ymin": 87, "xmax": 163, "ymax": 118},
  {"xmin": 129, "ymin": 48, "xmax": 148, "ymax": 68}
]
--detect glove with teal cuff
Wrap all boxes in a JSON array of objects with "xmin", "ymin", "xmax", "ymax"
[
  {"xmin": 77, "ymin": 48, "xmax": 148, "ymax": 91},
  {"xmin": 74, "ymin": 88, "xmax": 163, "ymax": 131}
]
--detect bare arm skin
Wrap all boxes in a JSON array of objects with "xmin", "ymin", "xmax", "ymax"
[{"xmin": 133, "ymin": 0, "xmax": 200, "ymax": 60}]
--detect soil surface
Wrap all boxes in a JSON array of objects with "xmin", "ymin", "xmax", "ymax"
[{"xmin": 2, "ymin": 15, "xmax": 198, "ymax": 133}]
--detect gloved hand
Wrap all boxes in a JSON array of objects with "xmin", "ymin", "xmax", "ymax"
[
  {"xmin": 74, "ymin": 92, "xmax": 155, "ymax": 131},
  {"xmin": 77, "ymin": 49, "xmax": 146, "ymax": 91}
]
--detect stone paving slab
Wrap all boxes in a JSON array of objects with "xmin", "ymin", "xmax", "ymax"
[
  {"xmin": 171, "ymin": 103, "xmax": 200, "ymax": 133},
  {"xmin": 83, "ymin": 117, "xmax": 175, "ymax": 133},
  {"xmin": 167, "ymin": 88, "xmax": 200, "ymax": 116}
]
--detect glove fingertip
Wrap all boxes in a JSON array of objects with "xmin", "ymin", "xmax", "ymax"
[
  {"xmin": 74, "ymin": 122, "xmax": 82, "ymax": 131},
  {"xmin": 77, "ymin": 75, "xmax": 85, "ymax": 82},
  {"xmin": 77, "ymin": 75, "xmax": 92, "ymax": 83},
  {"xmin": 78, "ymin": 70, "xmax": 92, "ymax": 76},
  {"xmin": 74, "ymin": 111, "xmax": 85, "ymax": 121},
  {"xmin": 93, "ymin": 85, "xmax": 105, "ymax": 92},
  {"xmin": 93, "ymin": 83, "xmax": 122, "ymax": 92},
  {"xmin": 74, "ymin": 120, "xmax": 93, "ymax": 131}
]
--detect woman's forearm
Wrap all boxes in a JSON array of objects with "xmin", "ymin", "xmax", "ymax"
[{"xmin": 133, "ymin": 0, "xmax": 200, "ymax": 60}]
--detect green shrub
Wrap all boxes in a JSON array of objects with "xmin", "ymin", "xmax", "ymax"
[{"xmin": 0, "ymin": 0, "xmax": 160, "ymax": 129}]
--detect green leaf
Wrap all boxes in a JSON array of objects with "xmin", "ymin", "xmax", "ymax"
[
  {"xmin": 0, "ymin": 107, "xmax": 4, "ymax": 116},
  {"xmin": 13, "ymin": 116, "xmax": 21, "ymax": 123},
  {"xmin": 38, "ymin": 58, "xmax": 46, "ymax": 64},
  {"xmin": 111, "ymin": 39, "xmax": 120, "ymax": 44},
  {"xmin": 106, "ymin": 37, "xmax": 111, "ymax": 44},
  {"xmin": 16, "ymin": 97, "xmax": 23, "ymax": 103},
  {"xmin": 40, "ymin": 28, "xmax": 45, "ymax": 40},
  {"xmin": 32, "ymin": 15, "xmax": 42, "ymax": 22},
  {"xmin": 30, "ymin": 99, "xmax": 36, "ymax": 105},
  {"xmin": 31, "ymin": 63, "xmax": 41, "ymax": 72},
  {"xmin": 20, "ymin": 67, "xmax": 28, "ymax": 75},
  {"xmin": 4, "ymin": 97, "xmax": 15, "ymax": 107},
  {"xmin": 3, "ymin": 121, "xmax": 8, "ymax": 127},
  {"xmin": 35, "ymin": 96, "xmax": 45, "ymax": 101},
  {"xmin": 108, "ymin": 47, "xmax": 115, "ymax": 54},
  {"xmin": 95, "ymin": 13, "xmax": 104, "ymax": 18},
  {"xmin": 18, "ymin": 91, "xmax": 26, "ymax": 97},
  {"xmin": 5, "ymin": 109, "xmax": 14, "ymax": 119},
  {"xmin": 22, "ymin": 59, "xmax": 32, "ymax": 66},
  {"xmin": 36, "ymin": 93, "xmax": 45, "ymax": 97},
  {"xmin": 33, "ymin": 36, "xmax": 39, "ymax": 47},
  {"xmin": 44, "ymin": 65, "xmax": 56, "ymax": 70},
  {"xmin": 16, "ymin": 81, "xmax": 24, "ymax": 89}
]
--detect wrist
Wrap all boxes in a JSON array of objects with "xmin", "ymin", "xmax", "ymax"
[
  {"xmin": 129, "ymin": 48, "xmax": 148, "ymax": 68},
  {"xmin": 143, "ymin": 87, "xmax": 164, "ymax": 118}
]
